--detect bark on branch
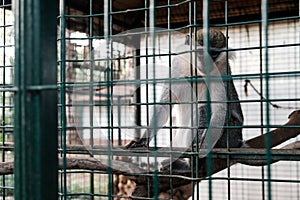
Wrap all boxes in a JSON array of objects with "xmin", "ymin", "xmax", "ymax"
[
  {"xmin": 0, "ymin": 110, "xmax": 300, "ymax": 198},
  {"xmin": 130, "ymin": 109, "xmax": 300, "ymax": 198}
]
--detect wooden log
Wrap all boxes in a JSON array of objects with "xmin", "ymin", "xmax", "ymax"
[{"xmin": 0, "ymin": 110, "xmax": 299, "ymax": 199}]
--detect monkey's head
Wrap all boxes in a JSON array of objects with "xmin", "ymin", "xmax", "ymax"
[
  {"xmin": 196, "ymin": 29, "xmax": 226, "ymax": 49},
  {"xmin": 196, "ymin": 29, "xmax": 227, "ymax": 61},
  {"xmin": 194, "ymin": 29, "xmax": 233, "ymax": 75},
  {"xmin": 178, "ymin": 29, "xmax": 231, "ymax": 75}
]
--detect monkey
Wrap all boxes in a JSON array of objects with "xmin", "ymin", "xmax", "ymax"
[
  {"xmin": 194, "ymin": 30, "xmax": 243, "ymax": 150},
  {"xmin": 125, "ymin": 29, "xmax": 244, "ymax": 170}
]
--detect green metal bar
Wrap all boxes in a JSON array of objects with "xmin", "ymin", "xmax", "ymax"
[
  {"xmin": 192, "ymin": 1, "xmax": 199, "ymax": 198},
  {"xmin": 14, "ymin": 0, "xmax": 58, "ymax": 200},
  {"xmin": 104, "ymin": 0, "xmax": 114, "ymax": 198},
  {"xmin": 167, "ymin": 1, "xmax": 174, "ymax": 198},
  {"xmin": 149, "ymin": 0, "xmax": 159, "ymax": 198},
  {"xmin": 143, "ymin": 3, "xmax": 152, "ymax": 197},
  {"xmin": 259, "ymin": 15, "xmax": 266, "ymax": 200},
  {"xmin": 202, "ymin": 1, "xmax": 213, "ymax": 200},
  {"xmin": 202, "ymin": 177, "xmax": 300, "ymax": 184},
  {"xmin": 224, "ymin": 1, "xmax": 232, "ymax": 200},
  {"xmin": 88, "ymin": 1, "xmax": 95, "ymax": 199},
  {"xmin": 1, "ymin": 3, "xmax": 8, "ymax": 199},
  {"xmin": 261, "ymin": 0, "xmax": 272, "ymax": 200},
  {"xmin": 198, "ymin": 15, "xmax": 300, "ymax": 27},
  {"xmin": 58, "ymin": 0, "xmax": 67, "ymax": 199}
]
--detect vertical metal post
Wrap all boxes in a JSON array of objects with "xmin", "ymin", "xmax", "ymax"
[
  {"xmin": 14, "ymin": 0, "xmax": 58, "ymax": 199},
  {"xmin": 259, "ymin": 13, "xmax": 266, "ymax": 200},
  {"xmin": 89, "ymin": 1, "xmax": 95, "ymax": 198},
  {"xmin": 104, "ymin": 0, "xmax": 113, "ymax": 198},
  {"xmin": 202, "ymin": 1, "xmax": 213, "ymax": 200},
  {"xmin": 1, "ymin": 3, "xmax": 8, "ymax": 199},
  {"xmin": 149, "ymin": 0, "xmax": 159, "ymax": 198},
  {"xmin": 59, "ymin": 0, "xmax": 67, "ymax": 199},
  {"xmin": 261, "ymin": 0, "xmax": 271, "ymax": 199},
  {"xmin": 224, "ymin": 2, "xmax": 232, "ymax": 200}
]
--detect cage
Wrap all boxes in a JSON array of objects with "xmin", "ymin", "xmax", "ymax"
[{"xmin": 0, "ymin": 0, "xmax": 300, "ymax": 199}]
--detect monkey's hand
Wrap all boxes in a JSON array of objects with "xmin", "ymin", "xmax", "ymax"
[{"xmin": 125, "ymin": 138, "xmax": 148, "ymax": 149}]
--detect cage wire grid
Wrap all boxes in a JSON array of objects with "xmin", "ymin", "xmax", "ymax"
[
  {"xmin": 0, "ymin": 0, "xmax": 299, "ymax": 199},
  {"xmin": 0, "ymin": 0, "xmax": 14, "ymax": 199},
  {"xmin": 58, "ymin": 0, "xmax": 300, "ymax": 199}
]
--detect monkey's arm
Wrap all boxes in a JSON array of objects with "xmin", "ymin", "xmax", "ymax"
[
  {"xmin": 125, "ymin": 88, "xmax": 174, "ymax": 148},
  {"xmin": 198, "ymin": 66, "xmax": 228, "ymax": 155}
]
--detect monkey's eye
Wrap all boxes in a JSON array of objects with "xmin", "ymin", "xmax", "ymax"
[{"xmin": 210, "ymin": 50, "xmax": 219, "ymax": 61}]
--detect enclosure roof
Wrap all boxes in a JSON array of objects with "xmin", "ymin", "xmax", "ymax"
[
  {"xmin": 63, "ymin": 0, "xmax": 298, "ymax": 36},
  {"xmin": 4, "ymin": 0, "xmax": 299, "ymax": 35}
]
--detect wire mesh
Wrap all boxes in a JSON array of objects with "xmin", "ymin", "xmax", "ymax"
[
  {"xmin": 0, "ymin": 1, "xmax": 14, "ymax": 199},
  {"xmin": 55, "ymin": 0, "xmax": 300, "ymax": 199},
  {"xmin": 13, "ymin": 0, "xmax": 58, "ymax": 199},
  {"xmin": 3, "ymin": 0, "xmax": 300, "ymax": 199}
]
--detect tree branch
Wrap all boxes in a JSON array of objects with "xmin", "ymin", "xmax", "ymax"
[
  {"xmin": 244, "ymin": 110, "xmax": 300, "ymax": 148},
  {"xmin": 130, "ymin": 109, "xmax": 300, "ymax": 198},
  {"xmin": 0, "ymin": 110, "xmax": 300, "ymax": 199}
]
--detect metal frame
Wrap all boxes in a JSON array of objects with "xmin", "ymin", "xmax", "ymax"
[
  {"xmin": 0, "ymin": 0, "xmax": 298, "ymax": 199},
  {"xmin": 14, "ymin": 0, "xmax": 58, "ymax": 199}
]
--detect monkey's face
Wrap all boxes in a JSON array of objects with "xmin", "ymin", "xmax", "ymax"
[
  {"xmin": 195, "ymin": 46, "xmax": 234, "ymax": 77},
  {"xmin": 194, "ymin": 47, "xmax": 221, "ymax": 74}
]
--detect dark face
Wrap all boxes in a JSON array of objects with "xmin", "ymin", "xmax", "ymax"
[{"xmin": 194, "ymin": 47, "xmax": 219, "ymax": 74}]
